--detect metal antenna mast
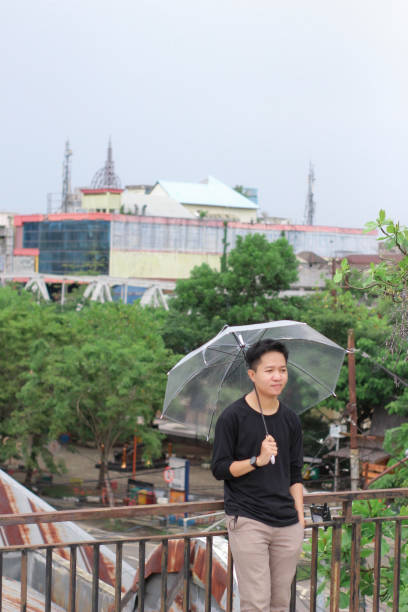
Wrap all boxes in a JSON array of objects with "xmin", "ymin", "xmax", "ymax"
[
  {"xmin": 62, "ymin": 140, "xmax": 73, "ymax": 212},
  {"xmin": 304, "ymin": 162, "xmax": 316, "ymax": 225}
]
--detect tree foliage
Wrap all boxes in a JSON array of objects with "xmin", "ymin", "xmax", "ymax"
[
  {"xmin": 334, "ymin": 211, "xmax": 408, "ymax": 487},
  {"xmin": 334, "ymin": 210, "xmax": 408, "ymax": 354},
  {"xmin": 163, "ymin": 233, "xmax": 300, "ymax": 353},
  {"xmin": 304, "ymin": 499, "xmax": 408, "ymax": 609},
  {"xmin": 0, "ymin": 287, "xmax": 174, "ymax": 487},
  {"xmin": 48, "ymin": 303, "xmax": 172, "ymax": 488},
  {"xmin": 299, "ymin": 287, "xmax": 407, "ymax": 424}
]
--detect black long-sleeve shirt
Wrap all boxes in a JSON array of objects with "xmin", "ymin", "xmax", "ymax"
[{"xmin": 211, "ymin": 396, "xmax": 303, "ymax": 527}]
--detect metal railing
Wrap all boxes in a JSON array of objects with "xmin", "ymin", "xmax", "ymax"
[{"xmin": 0, "ymin": 489, "xmax": 407, "ymax": 611}]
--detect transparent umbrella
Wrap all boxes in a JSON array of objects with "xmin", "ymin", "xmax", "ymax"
[{"xmin": 162, "ymin": 321, "xmax": 346, "ymax": 440}]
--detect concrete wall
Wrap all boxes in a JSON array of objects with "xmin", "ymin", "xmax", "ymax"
[
  {"xmin": 82, "ymin": 191, "xmax": 122, "ymax": 211},
  {"xmin": 109, "ymin": 250, "xmax": 335, "ymax": 283},
  {"xmin": 13, "ymin": 255, "xmax": 37, "ymax": 275},
  {"xmin": 108, "ymin": 217, "xmax": 378, "ymax": 279},
  {"xmin": 0, "ymin": 213, "xmax": 15, "ymax": 274},
  {"xmin": 110, "ymin": 250, "xmax": 221, "ymax": 279},
  {"xmin": 111, "ymin": 218, "xmax": 378, "ymax": 258}
]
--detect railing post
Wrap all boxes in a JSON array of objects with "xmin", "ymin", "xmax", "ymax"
[
  {"xmin": 21, "ymin": 549, "xmax": 28, "ymax": 612},
  {"xmin": 138, "ymin": 540, "xmax": 146, "ymax": 612},
  {"xmin": 183, "ymin": 537, "xmax": 190, "ymax": 612},
  {"xmin": 45, "ymin": 547, "xmax": 52, "ymax": 612},
  {"xmin": 92, "ymin": 544, "xmax": 100, "ymax": 612},
  {"xmin": 160, "ymin": 540, "xmax": 168, "ymax": 612},
  {"xmin": 205, "ymin": 536, "xmax": 213, "ymax": 612},
  {"xmin": 114, "ymin": 542, "xmax": 122, "ymax": 612},
  {"xmin": 373, "ymin": 521, "xmax": 382, "ymax": 611},
  {"xmin": 309, "ymin": 525, "xmax": 319, "ymax": 612},
  {"xmin": 330, "ymin": 518, "xmax": 342, "ymax": 612},
  {"xmin": 393, "ymin": 520, "xmax": 401, "ymax": 612},
  {"xmin": 349, "ymin": 517, "xmax": 361, "ymax": 611},
  {"xmin": 69, "ymin": 545, "xmax": 77, "ymax": 612}
]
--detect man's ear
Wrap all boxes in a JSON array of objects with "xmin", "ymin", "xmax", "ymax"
[{"xmin": 247, "ymin": 368, "xmax": 256, "ymax": 383}]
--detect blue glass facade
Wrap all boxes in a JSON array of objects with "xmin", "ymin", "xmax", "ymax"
[
  {"xmin": 23, "ymin": 220, "xmax": 110, "ymax": 275},
  {"xmin": 23, "ymin": 222, "xmax": 41, "ymax": 248}
]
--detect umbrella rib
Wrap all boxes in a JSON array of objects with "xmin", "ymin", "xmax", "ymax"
[
  {"xmin": 206, "ymin": 346, "xmax": 240, "ymax": 357},
  {"xmin": 289, "ymin": 359, "xmax": 336, "ymax": 394}
]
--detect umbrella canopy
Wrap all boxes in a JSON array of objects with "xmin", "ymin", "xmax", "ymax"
[{"xmin": 162, "ymin": 321, "xmax": 346, "ymax": 439}]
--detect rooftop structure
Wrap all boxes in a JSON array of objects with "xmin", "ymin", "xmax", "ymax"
[
  {"xmin": 151, "ymin": 176, "xmax": 258, "ymax": 222},
  {"xmin": 90, "ymin": 139, "xmax": 121, "ymax": 189}
]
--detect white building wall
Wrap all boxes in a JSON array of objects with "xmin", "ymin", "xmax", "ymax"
[{"xmin": 111, "ymin": 218, "xmax": 378, "ymax": 258}]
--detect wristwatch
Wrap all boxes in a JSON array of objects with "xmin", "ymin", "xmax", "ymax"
[{"xmin": 249, "ymin": 456, "xmax": 259, "ymax": 469}]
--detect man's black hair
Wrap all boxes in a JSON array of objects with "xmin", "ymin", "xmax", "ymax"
[{"xmin": 246, "ymin": 339, "xmax": 289, "ymax": 370}]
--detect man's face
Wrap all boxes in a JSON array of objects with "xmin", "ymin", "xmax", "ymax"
[{"xmin": 248, "ymin": 350, "xmax": 288, "ymax": 398}]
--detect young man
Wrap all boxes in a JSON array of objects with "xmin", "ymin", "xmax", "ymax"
[{"xmin": 211, "ymin": 339, "xmax": 304, "ymax": 612}]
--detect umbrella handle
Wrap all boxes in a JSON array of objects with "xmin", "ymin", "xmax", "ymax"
[{"xmin": 270, "ymin": 456, "xmax": 275, "ymax": 465}]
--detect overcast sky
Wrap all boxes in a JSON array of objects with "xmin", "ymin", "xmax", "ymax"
[{"xmin": 1, "ymin": 0, "xmax": 408, "ymax": 227}]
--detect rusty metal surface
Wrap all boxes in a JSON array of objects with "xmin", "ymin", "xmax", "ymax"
[
  {"xmin": 0, "ymin": 576, "xmax": 66, "ymax": 611},
  {"xmin": 127, "ymin": 536, "xmax": 238, "ymax": 612},
  {"xmin": 0, "ymin": 470, "xmax": 134, "ymax": 591}
]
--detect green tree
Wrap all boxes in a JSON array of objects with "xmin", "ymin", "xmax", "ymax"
[
  {"xmin": 334, "ymin": 209, "xmax": 408, "ymax": 354},
  {"xmin": 0, "ymin": 286, "xmax": 72, "ymax": 483},
  {"xmin": 45, "ymin": 303, "xmax": 173, "ymax": 500},
  {"xmin": 0, "ymin": 289, "xmax": 175, "ymax": 493},
  {"xmin": 163, "ymin": 233, "xmax": 300, "ymax": 353},
  {"xmin": 333, "ymin": 211, "xmax": 408, "ymax": 487},
  {"xmin": 233, "ymin": 185, "xmax": 250, "ymax": 198}
]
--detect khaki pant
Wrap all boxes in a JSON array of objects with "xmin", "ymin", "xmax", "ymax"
[{"xmin": 227, "ymin": 515, "xmax": 304, "ymax": 612}]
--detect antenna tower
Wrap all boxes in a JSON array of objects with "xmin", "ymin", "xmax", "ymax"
[
  {"xmin": 62, "ymin": 140, "xmax": 73, "ymax": 212},
  {"xmin": 304, "ymin": 162, "xmax": 316, "ymax": 225},
  {"xmin": 91, "ymin": 138, "xmax": 121, "ymax": 189}
]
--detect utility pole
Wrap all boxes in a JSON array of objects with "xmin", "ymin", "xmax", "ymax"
[
  {"xmin": 303, "ymin": 162, "xmax": 316, "ymax": 225},
  {"xmin": 348, "ymin": 329, "xmax": 360, "ymax": 490},
  {"xmin": 220, "ymin": 221, "xmax": 229, "ymax": 273}
]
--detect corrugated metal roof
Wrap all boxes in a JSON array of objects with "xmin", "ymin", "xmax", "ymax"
[
  {"xmin": 127, "ymin": 536, "xmax": 239, "ymax": 611},
  {"xmin": 0, "ymin": 577, "xmax": 66, "ymax": 611},
  {"xmin": 0, "ymin": 470, "xmax": 134, "ymax": 591},
  {"xmin": 157, "ymin": 176, "xmax": 258, "ymax": 210}
]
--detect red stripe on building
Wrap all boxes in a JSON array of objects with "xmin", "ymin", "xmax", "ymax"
[
  {"xmin": 13, "ymin": 213, "xmax": 376, "ymax": 234},
  {"xmin": 14, "ymin": 248, "xmax": 39, "ymax": 256}
]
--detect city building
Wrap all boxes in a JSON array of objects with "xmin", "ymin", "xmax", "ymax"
[{"xmin": 11, "ymin": 213, "xmax": 379, "ymax": 281}]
